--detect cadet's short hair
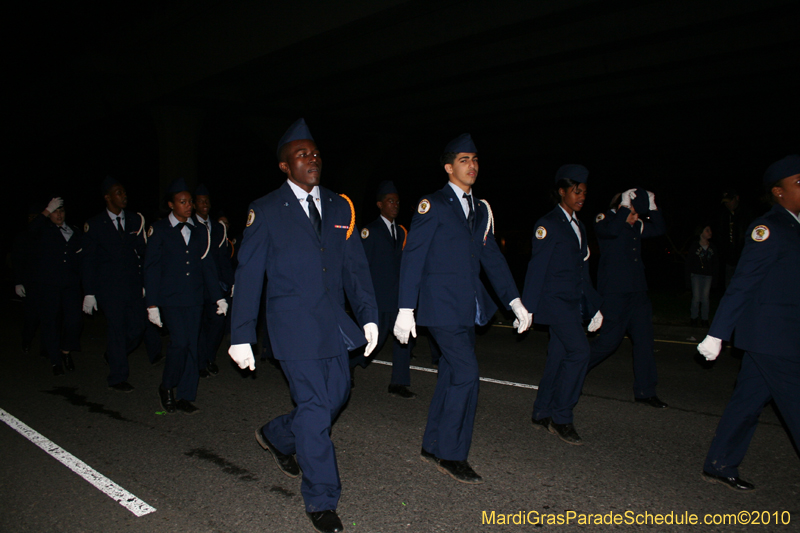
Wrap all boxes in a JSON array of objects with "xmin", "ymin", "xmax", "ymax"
[
  {"xmin": 440, "ymin": 152, "xmax": 457, "ymax": 167},
  {"xmin": 551, "ymin": 178, "xmax": 583, "ymax": 205}
]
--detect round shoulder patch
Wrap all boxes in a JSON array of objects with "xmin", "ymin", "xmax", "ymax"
[
  {"xmin": 595, "ymin": 213, "xmax": 605, "ymax": 223},
  {"xmin": 147, "ymin": 226, "xmax": 154, "ymax": 237},
  {"xmin": 83, "ymin": 222, "xmax": 89, "ymax": 233},
  {"xmin": 361, "ymin": 228, "xmax": 369, "ymax": 239},
  {"xmin": 535, "ymin": 226, "xmax": 547, "ymax": 240},
  {"xmin": 246, "ymin": 209, "xmax": 255, "ymax": 227},
  {"xmin": 417, "ymin": 199, "xmax": 431, "ymax": 215},
  {"xmin": 751, "ymin": 225, "xmax": 769, "ymax": 242}
]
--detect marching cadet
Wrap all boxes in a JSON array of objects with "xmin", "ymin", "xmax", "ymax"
[
  {"xmin": 587, "ymin": 188, "xmax": 668, "ymax": 408},
  {"xmin": 698, "ymin": 155, "xmax": 800, "ymax": 491},
  {"xmin": 144, "ymin": 179, "xmax": 226, "ymax": 415},
  {"xmin": 522, "ymin": 165, "xmax": 603, "ymax": 445},
  {"xmin": 394, "ymin": 134, "xmax": 531, "ymax": 484},
  {"xmin": 29, "ymin": 197, "xmax": 83, "ymax": 375},
  {"xmin": 82, "ymin": 177, "xmax": 161, "ymax": 392},
  {"xmin": 228, "ymin": 119, "xmax": 378, "ymax": 533},
  {"xmin": 192, "ymin": 184, "xmax": 234, "ymax": 377},
  {"xmin": 352, "ymin": 180, "xmax": 415, "ymax": 398}
]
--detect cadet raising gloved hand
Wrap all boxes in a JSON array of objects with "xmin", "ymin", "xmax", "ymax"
[
  {"xmin": 44, "ymin": 197, "xmax": 63, "ymax": 215},
  {"xmin": 619, "ymin": 188, "xmax": 637, "ymax": 209}
]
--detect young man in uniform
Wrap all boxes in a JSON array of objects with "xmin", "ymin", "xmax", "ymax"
[
  {"xmin": 353, "ymin": 180, "xmax": 415, "ymax": 398},
  {"xmin": 394, "ymin": 133, "xmax": 531, "ymax": 484},
  {"xmin": 192, "ymin": 184, "xmax": 234, "ymax": 377},
  {"xmin": 587, "ymin": 188, "xmax": 668, "ymax": 408},
  {"xmin": 228, "ymin": 119, "xmax": 378, "ymax": 533},
  {"xmin": 82, "ymin": 177, "xmax": 162, "ymax": 391}
]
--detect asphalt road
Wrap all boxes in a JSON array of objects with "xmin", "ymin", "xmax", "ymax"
[{"xmin": 1, "ymin": 300, "xmax": 798, "ymax": 533}]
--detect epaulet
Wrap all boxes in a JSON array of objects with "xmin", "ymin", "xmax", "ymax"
[
  {"xmin": 339, "ymin": 194, "xmax": 355, "ymax": 240},
  {"xmin": 399, "ymin": 224, "xmax": 408, "ymax": 250},
  {"xmin": 479, "ymin": 199, "xmax": 494, "ymax": 245}
]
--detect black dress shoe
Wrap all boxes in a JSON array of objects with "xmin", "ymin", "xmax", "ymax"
[
  {"xmin": 437, "ymin": 459, "xmax": 484, "ymax": 484},
  {"xmin": 420, "ymin": 447, "xmax": 438, "ymax": 465},
  {"xmin": 306, "ymin": 510, "xmax": 344, "ymax": 533},
  {"xmin": 549, "ymin": 422, "xmax": 583, "ymax": 445},
  {"xmin": 176, "ymin": 399, "xmax": 199, "ymax": 414},
  {"xmin": 635, "ymin": 396, "xmax": 668, "ymax": 409},
  {"xmin": 206, "ymin": 362, "xmax": 219, "ymax": 375},
  {"xmin": 52, "ymin": 364, "xmax": 65, "ymax": 376},
  {"xmin": 109, "ymin": 381, "xmax": 134, "ymax": 393},
  {"xmin": 702, "ymin": 470, "xmax": 755, "ymax": 491},
  {"xmin": 158, "ymin": 385, "xmax": 177, "ymax": 413},
  {"xmin": 199, "ymin": 368, "xmax": 210, "ymax": 378},
  {"xmin": 531, "ymin": 416, "xmax": 551, "ymax": 430},
  {"xmin": 388, "ymin": 384, "xmax": 416, "ymax": 399},
  {"xmin": 255, "ymin": 429, "xmax": 300, "ymax": 478}
]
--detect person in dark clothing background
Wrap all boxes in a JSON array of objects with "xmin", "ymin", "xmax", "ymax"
[{"xmin": 686, "ymin": 225, "xmax": 719, "ymax": 327}]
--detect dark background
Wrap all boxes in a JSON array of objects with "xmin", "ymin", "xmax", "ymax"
[{"xmin": 5, "ymin": 0, "xmax": 799, "ymax": 292}]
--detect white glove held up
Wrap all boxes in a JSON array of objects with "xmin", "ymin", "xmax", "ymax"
[
  {"xmin": 619, "ymin": 189, "xmax": 637, "ymax": 209},
  {"xmin": 82, "ymin": 295, "xmax": 97, "ymax": 315},
  {"xmin": 229, "ymin": 343, "xmax": 255, "ymax": 371},
  {"xmin": 216, "ymin": 299, "xmax": 228, "ymax": 316},
  {"xmin": 147, "ymin": 307, "xmax": 162, "ymax": 328},
  {"xmin": 393, "ymin": 308, "xmax": 416, "ymax": 344},
  {"xmin": 698, "ymin": 335, "xmax": 722, "ymax": 361},
  {"xmin": 45, "ymin": 197, "xmax": 64, "ymax": 214},
  {"xmin": 510, "ymin": 298, "xmax": 532, "ymax": 333},
  {"xmin": 588, "ymin": 310, "xmax": 604, "ymax": 332},
  {"xmin": 647, "ymin": 191, "xmax": 657, "ymax": 211},
  {"xmin": 15, "ymin": 285, "xmax": 26, "ymax": 298},
  {"xmin": 363, "ymin": 323, "xmax": 379, "ymax": 357}
]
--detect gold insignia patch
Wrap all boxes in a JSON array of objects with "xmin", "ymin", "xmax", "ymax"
[
  {"xmin": 83, "ymin": 222, "xmax": 89, "ymax": 233},
  {"xmin": 147, "ymin": 226, "xmax": 154, "ymax": 237},
  {"xmin": 535, "ymin": 226, "xmax": 547, "ymax": 240},
  {"xmin": 751, "ymin": 225, "xmax": 769, "ymax": 242},
  {"xmin": 246, "ymin": 209, "xmax": 255, "ymax": 227},
  {"xmin": 595, "ymin": 213, "xmax": 605, "ymax": 223},
  {"xmin": 417, "ymin": 199, "xmax": 431, "ymax": 215},
  {"xmin": 361, "ymin": 228, "xmax": 369, "ymax": 239}
]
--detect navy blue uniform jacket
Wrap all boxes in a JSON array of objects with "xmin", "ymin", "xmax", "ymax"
[
  {"xmin": 360, "ymin": 217, "xmax": 406, "ymax": 312},
  {"xmin": 595, "ymin": 207, "xmax": 665, "ymax": 294},
  {"xmin": 230, "ymin": 182, "xmax": 378, "ymax": 360},
  {"xmin": 709, "ymin": 204, "xmax": 800, "ymax": 359},
  {"xmin": 522, "ymin": 206, "xmax": 602, "ymax": 325},
  {"xmin": 143, "ymin": 218, "xmax": 222, "ymax": 307},
  {"xmin": 29, "ymin": 215, "xmax": 83, "ymax": 288},
  {"xmin": 82, "ymin": 210, "xmax": 147, "ymax": 301},
  {"xmin": 398, "ymin": 184, "xmax": 519, "ymax": 327},
  {"xmin": 192, "ymin": 215, "xmax": 235, "ymax": 294}
]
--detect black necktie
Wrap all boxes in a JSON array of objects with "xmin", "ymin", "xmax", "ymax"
[
  {"xmin": 391, "ymin": 223, "xmax": 397, "ymax": 247},
  {"xmin": 60, "ymin": 225, "xmax": 68, "ymax": 232},
  {"xmin": 463, "ymin": 193, "xmax": 475, "ymax": 231},
  {"xmin": 116, "ymin": 216, "xmax": 125, "ymax": 238},
  {"xmin": 571, "ymin": 218, "xmax": 581, "ymax": 246},
  {"xmin": 307, "ymin": 194, "xmax": 322, "ymax": 240}
]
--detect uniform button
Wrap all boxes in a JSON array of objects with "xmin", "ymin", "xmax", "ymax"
[
  {"xmin": 186, "ymin": 272, "xmax": 190, "ymax": 276},
  {"xmin": 186, "ymin": 250, "xmax": 189, "ymax": 254},
  {"xmin": 634, "ymin": 258, "xmax": 638, "ymax": 262},
  {"xmin": 320, "ymin": 248, "xmax": 325, "ymax": 252},
  {"xmin": 186, "ymin": 261, "xmax": 190, "ymax": 264},
  {"xmin": 322, "ymin": 268, "xmax": 327, "ymax": 272},
  {"xmin": 632, "ymin": 247, "xmax": 636, "ymax": 251}
]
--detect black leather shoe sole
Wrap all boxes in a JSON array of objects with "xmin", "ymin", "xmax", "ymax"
[
  {"xmin": 255, "ymin": 429, "xmax": 300, "ymax": 478},
  {"xmin": 307, "ymin": 510, "xmax": 344, "ymax": 533},
  {"xmin": 158, "ymin": 386, "xmax": 176, "ymax": 413},
  {"xmin": 436, "ymin": 459, "xmax": 484, "ymax": 484},
  {"xmin": 702, "ymin": 470, "xmax": 755, "ymax": 491},
  {"xmin": 549, "ymin": 422, "xmax": 583, "ymax": 445},
  {"xmin": 63, "ymin": 354, "xmax": 75, "ymax": 371},
  {"xmin": 207, "ymin": 363, "xmax": 219, "ymax": 375}
]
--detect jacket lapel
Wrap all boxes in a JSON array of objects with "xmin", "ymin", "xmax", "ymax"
[
  {"xmin": 280, "ymin": 182, "xmax": 319, "ymax": 242},
  {"xmin": 442, "ymin": 184, "xmax": 470, "ymax": 232}
]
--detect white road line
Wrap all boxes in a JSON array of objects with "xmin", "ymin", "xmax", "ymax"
[
  {"xmin": 0, "ymin": 408, "xmax": 156, "ymax": 517},
  {"xmin": 370, "ymin": 359, "xmax": 538, "ymax": 390}
]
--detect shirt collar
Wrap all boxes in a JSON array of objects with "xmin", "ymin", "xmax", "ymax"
[
  {"xmin": 448, "ymin": 181, "xmax": 472, "ymax": 198},
  {"xmin": 106, "ymin": 208, "xmax": 124, "ymax": 221},
  {"xmin": 558, "ymin": 204, "xmax": 577, "ymax": 222},
  {"xmin": 784, "ymin": 207, "xmax": 800, "ymax": 224},
  {"xmin": 287, "ymin": 179, "xmax": 320, "ymax": 201},
  {"xmin": 168, "ymin": 212, "xmax": 194, "ymax": 227},
  {"xmin": 195, "ymin": 214, "xmax": 209, "ymax": 224}
]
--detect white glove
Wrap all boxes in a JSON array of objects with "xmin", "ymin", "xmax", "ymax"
[
  {"xmin": 45, "ymin": 197, "xmax": 64, "ymax": 214},
  {"xmin": 588, "ymin": 310, "xmax": 603, "ymax": 332},
  {"xmin": 216, "ymin": 298, "xmax": 228, "ymax": 316},
  {"xmin": 230, "ymin": 285, "xmax": 235, "ymax": 297},
  {"xmin": 229, "ymin": 343, "xmax": 255, "ymax": 371},
  {"xmin": 509, "ymin": 298, "xmax": 532, "ymax": 333},
  {"xmin": 647, "ymin": 191, "xmax": 657, "ymax": 211},
  {"xmin": 363, "ymin": 323, "xmax": 379, "ymax": 357},
  {"xmin": 82, "ymin": 295, "xmax": 98, "ymax": 315},
  {"xmin": 142, "ymin": 288, "xmax": 146, "ymax": 297},
  {"xmin": 619, "ymin": 189, "xmax": 637, "ymax": 209},
  {"xmin": 393, "ymin": 308, "xmax": 417, "ymax": 344},
  {"xmin": 698, "ymin": 335, "xmax": 722, "ymax": 361},
  {"xmin": 147, "ymin": 307, "xmax": 162, "ymax": 327},
  {"xmin": 15, "ymin": 285, "xmax": 25, "ymax": 298}
]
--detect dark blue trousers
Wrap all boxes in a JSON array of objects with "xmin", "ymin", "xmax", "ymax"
[
  {"xmin": 533, "ymin": 317, "xmax": 590, "ymax": 425},
  {"xmin": 704, "ymin": 352, "xmax": 800, "ymax": 478},
  {"xmin": 588, "ymin": 291, "xmax": 658, "ymax": 398},
  {"xmin": 38, "ymin": 284, "xmax": 82, "ymax": 367},
  {"xmin": 349, "ymin": 311, "xmax": 411, "ymax": 386},
  {"xmin": 262, "ymin": 347, "xmax": 350, "ymax": 513},
  {"xmin": 423, "ymin": 325, "xmax": 478, "ymax": 461},
  {"xmin": 100, "ymin": 295, "xmax": 161, "ymax": 385},
  {"xmin": 160, "ymin": 306, "xmax": 203, "ymax": 402},
  {"xmin": 22, "ymin": 289, "xmax": 41, "ymax": 350},
  {"xmin": 198, "ymin": 297, "xmax": 225, "ymax": 368}
]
